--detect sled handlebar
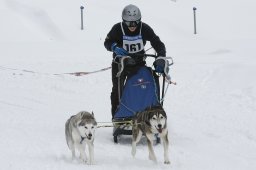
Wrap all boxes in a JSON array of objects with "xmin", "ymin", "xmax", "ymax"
[
  {"xmin": 116, "ymin": 53, "xmax": 158, "ymax": 58},
  {"xmin": 116, "ymin": 54, "xmax": 174, "ymax": 66},
  {"xmin": 131, "ymin": 54, "xmax": 174, "ymax": 66},
  {"xmin": 129, "ymin": 53, "xmax": 157, "ymax": 58}
]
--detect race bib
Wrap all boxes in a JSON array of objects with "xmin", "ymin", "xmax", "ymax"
[{"xmin": 123, "ymin": 35, "xmax": 144, "ymax": 54}]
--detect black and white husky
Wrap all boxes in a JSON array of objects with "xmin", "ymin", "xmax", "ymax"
[
  {"xmin": 65, "ymin": 111, "xmax": 97, "ymax": 164},
  {"xmin": 131, "ymin": 106, "xmax": 170, "ymax": 164}
]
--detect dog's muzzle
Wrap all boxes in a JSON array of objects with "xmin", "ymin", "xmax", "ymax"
[
  {"xmin": 80, "ymin": 133, "xmax": 93, "ymax": 143},
  {"xmin": 156, "ymin": 124, "xmax": 163, "ymax": 133},
  {"xmin": 87, "ymin": 133, "xmax": 92, "ymax": 140}
]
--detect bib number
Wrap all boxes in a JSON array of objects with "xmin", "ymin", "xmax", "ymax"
[{"xmin": 123, "ymin": 35, "xmax": 144, "ymax": 54}]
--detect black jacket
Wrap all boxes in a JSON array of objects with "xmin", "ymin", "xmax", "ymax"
[{"xmin": 104, "ymin": 22, "xmax": 166, "ymax": 61}]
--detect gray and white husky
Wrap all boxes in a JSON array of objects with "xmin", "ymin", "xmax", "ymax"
[
  {"xmin": 65, "ymin": 111, "xmax": 97, "ymax": 164},
  {"xmin": 131, "ymin": 106, "xmax": 170, "ymax": 164}
]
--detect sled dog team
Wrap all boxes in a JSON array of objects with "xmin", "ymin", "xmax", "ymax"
[
  {"xmin": 65, "ymin": 2, "xmax": 171, "ymax": 166},
  {"xmin": 65, "ymin": 108, "xmax": 170, "ymax": 165}
]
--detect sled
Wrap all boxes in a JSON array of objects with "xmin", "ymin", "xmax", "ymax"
[{"xmin": 112, "ymin": 54, "xmax": 173, "ymax": 143}]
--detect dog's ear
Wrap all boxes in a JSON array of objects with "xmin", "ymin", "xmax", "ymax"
[
  {"xmin": 77, "ymin": 120, "xmax": 84, "ymax": 127},
  {"xmin": 79, "ymin": 112, "xmax": 84, "ymax": 119},
  {"xmin": 145, "ymin": 120, "xmax": 151, "ymax": 126},
  {"xmin": 92, "ymin": 111, "xmax": 94, "ymax": 117}
]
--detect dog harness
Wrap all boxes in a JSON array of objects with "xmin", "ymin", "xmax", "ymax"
[{"xmin": 80, "ymin": 136, "xmax": 85, "ymax": 144}]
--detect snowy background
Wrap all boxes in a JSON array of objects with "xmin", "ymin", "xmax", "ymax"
[{"xmin": 0, "ymin": 0, "xmax": 256, "ymax": 169}]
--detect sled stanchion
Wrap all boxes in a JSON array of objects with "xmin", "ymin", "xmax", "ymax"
[
  {"xmin": 117, "ymin": 63, "xmax": 121, "ymax": 102},
  {"xmin": 161, "ymin": 75, "xmax": 166, "ymax": 106}
]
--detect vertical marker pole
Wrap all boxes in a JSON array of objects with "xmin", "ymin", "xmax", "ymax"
[
  {"xmin": 80, "ymin": 6, "xmax": 84, "ymax": 30},
  {"xmin": 193, "ymin": 7, "xmax": 197, "ymax": 34}
]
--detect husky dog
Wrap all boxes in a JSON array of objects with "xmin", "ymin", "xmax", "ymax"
[
  {"xmin": 65, "ymin": 111, "xmax": 97, "ymax": 164},
  {"xmin": 131, "ymin": 106, "xmax": 170, "ymax": 164}
]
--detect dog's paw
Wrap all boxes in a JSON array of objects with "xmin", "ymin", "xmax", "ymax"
[
  {"xmin": 81, "ymin": 158, "xmax": 88, "ymax": 163},
  {"xmin": 87, "ymin": 161, "xmax": 94, "ymax": 165},
  {"xmin": 79, "ymin": 155, "xmax": 87, "ymax": 163},
  {"xmin": 71, "ymin": 155, "xmax": 76, "ymax": 161},
  {"xmin": 164, "ymin": 160, "xmax": 171, "ymax": 164},
  {"xmin": 131, "ymin": 148, "xmax": 136, "ymax": 157},
  {"xmin": 87, "ymin": 158, "xmax": 94, "ymax": 165},
  {"xmin": 149, "ymin": 155, "xmax": 157, "ymax": 163}
]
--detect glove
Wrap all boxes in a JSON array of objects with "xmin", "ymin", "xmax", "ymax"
[
  {"xmin": 153, "ymin": 58, "xmax": 168, "ymax": 73},
  {"xmin": 111, "ymin": 43, "xmax": 128, "ymax": 56}
]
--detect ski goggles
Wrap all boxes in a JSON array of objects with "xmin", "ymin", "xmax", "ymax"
[{"xmin": 123, "ymin": 20, "xmax": 141, "ymax": 27}]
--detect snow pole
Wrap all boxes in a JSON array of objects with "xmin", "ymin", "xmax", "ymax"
[
  {"xmin": 193, "ymin": 7, "xmax": 197, "ymax": 34},
  {"xmin": 80, "ymin": 6, "xmax": 84, "ymax": 30}
]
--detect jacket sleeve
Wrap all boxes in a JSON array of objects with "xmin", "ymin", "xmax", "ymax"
[
  {"xmin": 104, "ymin": 24, "xmax": 122, "ymax": 52},
  {"xmin": 104, "ymin": 34, "xmax": 114, "ymax": 52},
  {"xmin": 143, "ymin": 23, "xmax": 166, "ymax": 56}
]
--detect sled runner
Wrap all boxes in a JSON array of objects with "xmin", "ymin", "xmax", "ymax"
[{"xmin": 112, "ymin": 54, "xmax": 173, "ymax": 143}]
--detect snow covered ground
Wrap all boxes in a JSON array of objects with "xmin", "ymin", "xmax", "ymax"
[{"xmin": 0, "ymin": 0, "xmax": 256, "ymax": 169}]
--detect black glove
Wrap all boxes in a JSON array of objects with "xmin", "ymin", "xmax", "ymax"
[{"xmin": 153, "ymin": 57, "xmax": 169, "ymax": 74}]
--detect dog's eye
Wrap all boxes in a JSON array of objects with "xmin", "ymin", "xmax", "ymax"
[
  {"xmin": 92, "ymin": 126, "xmax": 94, "ymax": 129},
  {"xmin": 160, "ymin": 116, "xmax": 164, "ymax": 119},
  {"xmin": 152, "ymin": 117, "xmax": 156, "ymax": 120},
  {"xmin": 84, "ymin": 126, "xmax": 88, "ymax": 129}
]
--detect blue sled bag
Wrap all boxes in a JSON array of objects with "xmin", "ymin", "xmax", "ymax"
[{"xmin": 114, "ymin": 66, "xmax": 160, "ymax": 119}]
